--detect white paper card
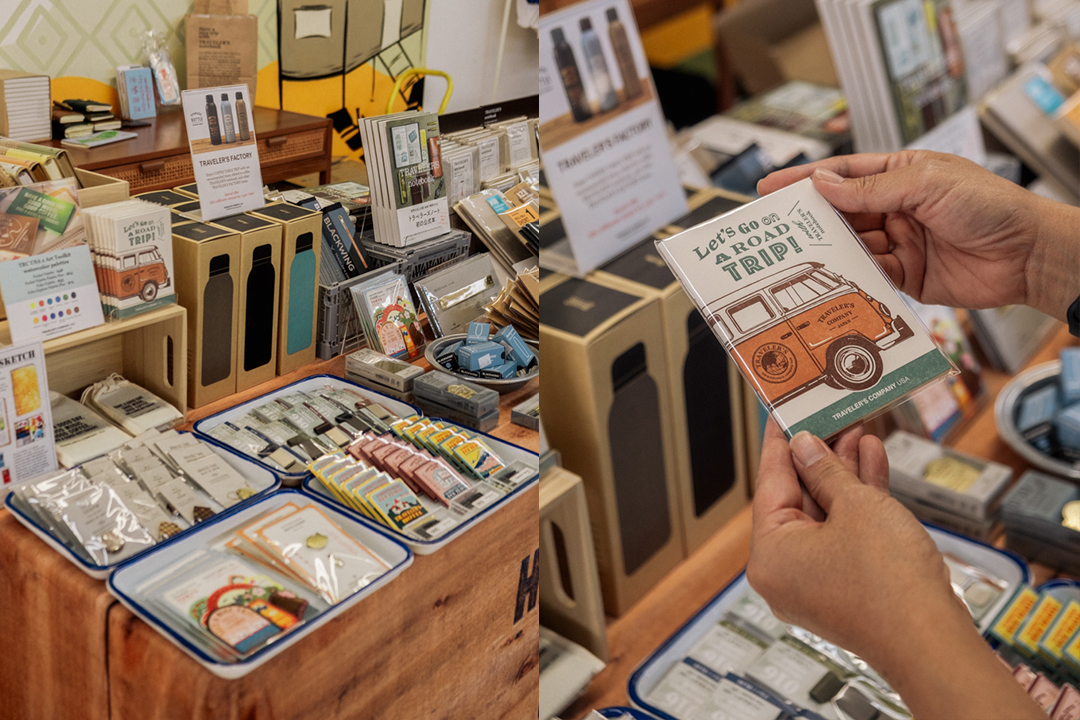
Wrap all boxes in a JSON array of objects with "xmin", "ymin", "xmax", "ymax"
[{"xmin": 180, "ymin": 84, "xmax": 264, "ymax": 222}]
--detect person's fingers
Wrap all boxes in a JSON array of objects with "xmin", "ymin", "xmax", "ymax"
[
  {"xmin": 789, "ymin": 431, "xmax": 861, "ymax": 513},
  {"xmin": 844, "ymin": 212, "xmax": 885, "ymax": 233},
  {"xmin": 801, "ymin": 486, "xmax": 826, "ymax": 521},
  {"xmin": 811, "ymin": 165, "xmax": 932, "ymax": 216},
  {"xmin": 858, "ymin": 229, "xmax": 892, "ymax": 254},
  {"xmin": 871, "ymin": 252, "xmax": 906, "ymax": 291},
  {"xmin": 757, "ymin": 153, "xmax": 903, "ymax": 196},
  {"xmin": 753, "ymin": 419, "xmax": 806, "ymax": 526},
  {"xmin": 858, "ymin": 435, "xmax": 890, "ymax": 492},
  {"xmin": 832, "ymin": 424, "xmax": 864, "ymax": 475}
]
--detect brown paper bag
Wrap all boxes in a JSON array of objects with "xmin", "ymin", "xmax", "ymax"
[{"xmin": 185, "ymin": 9, "xmax": 258, "ymax": 100}]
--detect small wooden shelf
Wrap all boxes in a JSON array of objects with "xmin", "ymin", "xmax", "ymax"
[{"xmin": 0, "ymin": 304, "xmax": 188, "ymax": 417}]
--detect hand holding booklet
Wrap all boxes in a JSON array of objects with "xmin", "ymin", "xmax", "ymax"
[{"xmin": 655, "ymin": 178, "xmax": 956, "ymax": 439}]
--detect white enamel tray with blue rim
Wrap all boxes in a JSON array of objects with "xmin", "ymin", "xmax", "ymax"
[
  {"xmin": 1038, "ymin": 579, "xmax": 1080, "ymax": 605},
  {"xmin": 302, "ymin": 423, "xmax": 539, "ymax": 554},
  {"xmin": 192, "ymin": 374, "xmax": 421, "ymax": 487},
  {"xmin": 107, "ymin": 489, "xmax": 413, "ymax": 679},
  {"xmin": 595, "ymin": 708, "xmax": 661, "ymax": 719},
  {"xmin": 4, "ymin": 432, "xmax": 280, "ymax": 580},
  {"xmin": 627, "ymin": 524, "xmax": 1030, "ymax": 719}
]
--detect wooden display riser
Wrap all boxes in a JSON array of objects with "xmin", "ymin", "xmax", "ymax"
[
  {"xmin": 0, "ymin": 356, "xmax": 539, "ymax": 720},
  {"xmin": 0, "ymin": 304, "xmax": 188, "ymax": 417},
  {"xmin": 563, "ymin": 323, "xmax": 1080, "ymax": 718}
]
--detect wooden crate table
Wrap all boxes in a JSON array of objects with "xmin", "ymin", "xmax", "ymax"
[
  {"xmin": 0, "ymin": 354, "xmax": 539, "ymax": 720},
  {"xmin": 48, "ymin": 106, "xmax": 332, "ymax": 194}
]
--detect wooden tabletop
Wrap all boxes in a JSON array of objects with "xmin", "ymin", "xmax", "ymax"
[
  {"xmin": 563, "ymin": 322, "xmax": 1080, "ymax": 718},
  {"xmin": 50, "ymin": 105, "xmax": 332, "ymax": 171}
]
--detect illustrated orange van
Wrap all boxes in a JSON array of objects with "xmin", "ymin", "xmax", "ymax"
[
  {"xmin": 704, "ymin": 262, "xmax": 913, "ymax": 407},
  {"xmin": 99, "ymin": 245, "xmax": 171, "ymax": 302}
]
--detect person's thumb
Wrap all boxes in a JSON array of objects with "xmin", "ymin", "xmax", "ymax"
[
  {"xmin": 789, "ymin": 431, "xmax": 860, "ymax": 514},
  {"xmin": 811, "ymin": 166, "xmax": 925, "ymax": 217}
]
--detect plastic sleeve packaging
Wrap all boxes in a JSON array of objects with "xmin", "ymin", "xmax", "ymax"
[{"xmin": 654, "ymin": 177, "xmax": 957, "ymax": 439}]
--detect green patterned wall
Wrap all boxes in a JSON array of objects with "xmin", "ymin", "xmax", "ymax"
[{"xmin": 0, "ymin": 0, "xmax": 279, "ymax": 86}]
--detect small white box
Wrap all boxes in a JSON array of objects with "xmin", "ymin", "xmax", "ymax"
[{"xmin": 884, "ymin": 430, "xmax": 1012, "ymax": 521}]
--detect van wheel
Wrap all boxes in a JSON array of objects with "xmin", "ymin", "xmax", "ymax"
[
  {"xmin": 826, "ymin": 337, "xmax": 882, "ymax": 391},
  {"xmin": 140, "ymin": 281, "xmax": 158, "ymax": 302}
]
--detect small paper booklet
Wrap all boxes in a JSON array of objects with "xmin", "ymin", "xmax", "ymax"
[
  {"xmin": 60, "ymin": 130, "xmax": 137, "ymax": 150},
  {"xmin": 655, "ymin": 177, "xmax": 955, "ymax": 439}
]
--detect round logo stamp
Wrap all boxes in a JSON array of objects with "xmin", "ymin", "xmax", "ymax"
[{"xmin": 753, "ymin": 343, "xmax": 797, "ymax": 383}]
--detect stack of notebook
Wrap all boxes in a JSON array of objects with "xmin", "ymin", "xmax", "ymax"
[
  {"xmin": 57, "ymin": 99, "xmax": 120, "ymax": 131},
  {"xmin": 52, "ymin": 107, "xmax": 93, "ymax": 140},
  {"xmin": 0, "ymin": 71, "xmax": 52, "ymax": 142}
]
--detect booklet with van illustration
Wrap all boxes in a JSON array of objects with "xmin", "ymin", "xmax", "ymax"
[{"xmin": 656, "ymin": 178, "xmax": 955, "ymax": 439}]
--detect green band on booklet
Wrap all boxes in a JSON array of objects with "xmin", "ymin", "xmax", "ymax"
[{"xmin": 788, "ymin": 350, "xmax": 954, "ymax": 438}]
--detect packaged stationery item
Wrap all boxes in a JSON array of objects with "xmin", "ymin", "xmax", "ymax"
[
  {"xmin": 192, "ymin": 377, "xmax": 415, "ymax": 484},
  {"xmin": 144, "ymin": 30, "xmax": 180, "ymax": 105},
  {"xmin": 348, "ymin": 272, "xmax": 425, "ymax": 360},
  {"xmin": 307, "ymin": 418, "xmax": 537, "ymax": 549},
  {"xmin": 51, "ymin": 391, "xmax": 132, "ymax": 468},
  {"xmin": 81, "ymin": 374, "xmax": 183, "ymax": 435},
  {"xmin": 344, "ymin": 348, "xmax": 424, "ymax": 392},
  {"xmin": 414, "ymin": 252, "xmax": 499, "ymax": 337},
  {"xmin": 152, "ymin": 552, "xmax": 321, "ymax": 659},
  {"xmin": 655, "ymin": 178, "xmax": 955, "ymax": 439},
  {"xmin": 106, "ymin": 491, "xmax": 410, "ymax": 677},
  {"xmin": 82, "ymin": 199, "xmax": 175, "ymax": 320},
  {"xmin": 883, "ymin": 431, "xmax": 1012, "ymax": 521},
  {"xmin": 7, "ymin": 430, "xmax": 275, "ymax": 575}
]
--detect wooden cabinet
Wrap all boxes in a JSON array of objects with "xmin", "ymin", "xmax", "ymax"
[{"xmin": 51, "ymin": 106, "xmax": 332, "ymax": 193}]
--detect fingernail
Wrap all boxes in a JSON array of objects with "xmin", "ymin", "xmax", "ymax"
[
  {"xmin": 814, "ymin": 168, "xmax": 844, "ymax": 185},
  {"xmin": 791, "ymin": 432, "xmax": 827, "ymax": 466}
]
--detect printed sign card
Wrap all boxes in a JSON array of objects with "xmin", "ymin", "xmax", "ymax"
[
  {"xmin": 0, "ymin": 341, "xmax": 56, "ymax": 493},
  {"xmin": 0, "ymin": 245, "xmax": 105, "ymax": 342},
  {"xmin": 180, "ymin": 84, "xmax": 263, "ymax": 222},
  {"xmin": 0, "ymin": 177, "xmax": 105, "ymax": 343},
  {"xmin": 539, "ymin": 0, "xmax": 687, "ymax": 276}
]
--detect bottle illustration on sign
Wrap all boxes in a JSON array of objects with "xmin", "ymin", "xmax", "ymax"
[
  {"xmin": 287, "ymin": 232, "xmax": 316, "ymax": 356},
  {"xmin": 705, "ymin": 262, "xmax": 914, "ymax": 407},
  {"xmin": 235, "ymin": 91, "xmax": 251, "ymax": 141},
  {"xmin": 606, "ymin": 8, "xmax": 644, "ymax": 100},
  {"xmin": 551, "ymin": 28, "xmax": 593, "ymax": 123},
  {"xmin": 206, "ymin": 94, "xmax": 221, "ymax": 146},
  {"xmin": 221, "ymin": 93, "xmax": 237, "ymax": 144},
  {"xmin": 579, "ymin": 17, "xmax": 618, "ymax": 113}
]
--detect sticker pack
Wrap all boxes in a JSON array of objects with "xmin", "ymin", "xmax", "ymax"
[
  {"xmin": 134, "ymin": 499, "xmax": 391, "ymax": 661},
  {"xmin": 310, "ymin": 416, "xmax": 537, "ymax": 542}
]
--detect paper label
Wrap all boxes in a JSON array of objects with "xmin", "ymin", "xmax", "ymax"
[
  {"xmin": 0, "ymin": 245, "xmax": 106, "ymax": 343},
  {"xmin": 180, "ymin": 84, "xmax": 264, "ymax": 221},
  {"xmin": 395, "ymin": 197, "xmax": 451, "ymax": 245}
]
